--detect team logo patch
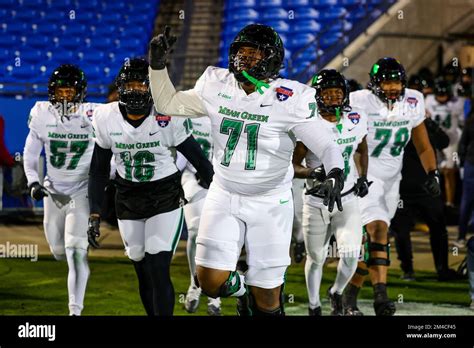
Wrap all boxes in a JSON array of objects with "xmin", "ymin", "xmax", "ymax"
[
  {"xmin": 348, "ymin": 112, "xmax": 360, "ymax": 125},
  {"xmin": 156, "ymin": 114, "xmax": 171, "ymax": 127},
  {"xmin": 275, "ymin": 86, "xmax": 293, "ymax": 101},
  {"xmin": 407, "ymin": 97, "xmax": 418, "ymax": 108}
]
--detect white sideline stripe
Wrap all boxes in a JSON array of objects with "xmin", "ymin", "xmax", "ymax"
[{"xmin": 285, "ymin": 299, "xmax": 474, "ymax": 316}]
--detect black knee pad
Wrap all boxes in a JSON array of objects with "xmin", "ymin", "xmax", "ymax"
[
  {"xmin": 215, "ymin": 271, "xmax": 244, "ymax": 298},
  {"xmin": 367, "ymin": 241, "xmax": 391, "ymax": 266},
  {"xmin": 355, "ymin": 266, "xmax": 369, "ymax": 276}
]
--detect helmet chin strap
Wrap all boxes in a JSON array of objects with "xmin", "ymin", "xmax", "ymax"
[
  {"xmin": 242, "ymin": 70, "xmax": 270, "ymax": 95},
  {"xmin": 335, "ymin": 107, "xmax": 343, "ymax": 134}
]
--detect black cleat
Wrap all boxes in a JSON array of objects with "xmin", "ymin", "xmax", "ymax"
[
  {"xmin": 400, "ymin": 272, "xmax": 416, "ymax": 281},
  {"xmin": 342, "ymin": 284, "xmax": 364, "ymax": 316},
  {"xmin": 308, "ymin": 306, "xmax": 322, "ymax": 316},
  {"xmin": 373, "ymin": 298, "xmax": 396, "ymax": 316},
  {"xmin": 373, "ymin": 283, "xmax": 396, "ymax": 316},
  {"xmin": 327, "ymin": 288, "xmax": 344, "ymax": 316},
  {"xmin": 293, "ymin": 241, "xmax": 305, "ymax": 263},
  {"xmin": 438, "ymin": 268, "xmax": 463, "ymax": 281}
]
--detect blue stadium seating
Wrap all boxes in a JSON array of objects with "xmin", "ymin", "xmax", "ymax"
[
  {"xmin": 0, "ymin": 0, "xmax": 160, "ymax": 98},
  {"xmin": 221, "ymin": 0, "xmax": 396, "ymax": 79}
]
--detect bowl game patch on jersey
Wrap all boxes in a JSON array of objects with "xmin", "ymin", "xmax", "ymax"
[
  {"xmin": 275, "ymin": 86, "xmax": 293, "ymax": 101},
  {"xmin": 406, "ymin": 97, "xmax": 418, "ymax": 108},
  {"xmin": 156, "ymin": 115, "xmax": 171, "ymax": 128},
  {"xmin": 348, "ymin": 112, "xmax": 360, "ymax": 124}
]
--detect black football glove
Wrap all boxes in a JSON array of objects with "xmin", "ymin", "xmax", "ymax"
[
  {"xmin": 423, "ymin": 169, "xmax": 441, "ymax": 197},
  {"xmin": 148, "ymin": 25, "xmax": 177, "ymax": 70},
  {"xmin": 308, "ymin": 165, "xmax": 326, "ymax": 182},
  {"xmin": 354, "ymin": 175, "xmax": 370, "ymax": 198},
  {"xmin": 87, "ymin": 216, "xmax": 101, "ymax": 249},
  {"xmin": 28, "ymin": 182, "xmax": 48, "ymax": 201},
  {"xmin": 307, "ymin": 168, "xmax": 344, "ymax": 212}
]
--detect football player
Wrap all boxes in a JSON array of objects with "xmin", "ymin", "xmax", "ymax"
[
  {"xmin": 177, "ymin": 117, "xmax": 223, "ymax": 315},
  {"xmin": 425, "ymin": 79, "xmax": 463, "ymax": 212},
  {"xmin": 148, "ymin": 24, "xmax": 344, "ymax": 316},
  {"xmin": 23, "ymin": 64, "xmax": 100, "ymax": 315},
  {"xmin": 293, "ymin": 69, "xmax": 369, "ymax": 316},
  {"xmin": 87, "ymin": 58, "xmax": 213, "ymax": 316},
  {"xmin": 342, "ymin": 57, "xmax": 440, "ymax": 316}
]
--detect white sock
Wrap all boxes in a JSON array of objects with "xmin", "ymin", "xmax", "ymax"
[
  {"xmin": 331, "ymin": 256, "xmax": 358, "ymax": 295},
  {"xmin": 186, "ymin": 232, "xmax": 197, "ymax": 288},
  {"xmin": 305, "ymin": 255, "xmax": 324, "ymax": 308},
  {"xmin": 66, "ymin": 247, "xmax": 90, "ymax": 316}
]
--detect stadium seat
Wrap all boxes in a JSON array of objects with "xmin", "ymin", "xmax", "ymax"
[
  {"xmin": 340, "ymin": 0, "xmax": 363, "ymax": 4},
  {"xmin": 75, "ymin": 12, "xmax": 98, "ymax": 24},
  {"xmin": 225, "ymin": 8, "xmax": 259, "ymax": 22},
  {"xmin": 257, "ymin": 0, "xmax": 283, "ymax": 7},
  {"xmin": 311, "ymin": 0, "xmax": 338, "ymax": 8},
  {"xmin": 261, "ymin": 8, "xmax": 288, "ymax": 20},
  {"xmin": 35, "ymin": 23, "xmax": 60, "ymax": 35},
  {"xmin": 48, "ymin": 51, "xmax": 76, "ymax": 65},
  {"xmin": 287, "ymin": 33, "xmax": 316, "ymax": 49},
  {"xmin": 284, "ymin": 0, "xmax": 311, "ymax": 8},
  {"xmin": 262, "ymin": 20, "xmax": 290, "ymax": 33},
  {"xmin": 61, "ymin": 24, "xmax": 88, "ymax": 36},
  {"xmin": 347, "ymin": 7, "xmax": 367, "ymax": 22},
  {"xmin": 293, "ymin": 7, "xmax": 320, "ymax": 19},
  {"xmin": 319, "ymin": 32, "xmax": 346, "ymax": 49},
  {"xmin": 0, "ymin": 0, "xmax": 16, "ymax": 7},
  {"xmin": 292, "ymin": 20, "xmax": 321, "ymax": 33},
  {"xmin": 2, "ymin": 22, "xmax": 28, "ymax": 35},
  {"xmin": 318, "ymin": 6, "xmax": 348, "ymax": 22},
  {"xmin": 16, "ymin": 50, "xmax": 43, "ymax": 64},
  {"xmin": 226, "ymin": 0, "xmax": 256, "ymax": 9},
  {"xmin": 22, "ymin": 36, "xmax": 50, "ymax": 48}
]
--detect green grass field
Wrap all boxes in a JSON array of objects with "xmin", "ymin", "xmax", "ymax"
[{"xmin": 0, "ymin": 254, "xmax": 471, "ymax": 316}]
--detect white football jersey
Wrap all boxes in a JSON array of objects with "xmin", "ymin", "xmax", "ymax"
[
  {"xmin": 350, "ymin": 89, "xmax": 425, "ymax": 181},
  {"xmin": 193, "ymin": 66, "xmax": 335, "ymax": 195},
  {"xmin": 92, "ymin": 102, "xmax": 190, "ymax": 182},
  {"xmin": 425, "ymin": 94, "xmax": 463, "ymax": 144},
  {"xmin": 304, "ymin": 107, "xmax": 368, "ymax": 208},
  {"xmin": 188, "ymin": 116, "xmax": 213, "ymax": 161},
  {"xmin": 27, "ymin": 101, "xmax": 99, "ymax": 184}
]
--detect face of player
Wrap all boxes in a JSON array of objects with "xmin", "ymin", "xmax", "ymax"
[
  {"xmin": 124, "ymin": 81, "xmax": 148, "ymax": 92},
  {"xmin": 435, "ymin": 94, "xmax": 449, "ymax": 104},
  {"xmin": 321, "ymin": 87, "xmax": 344, "ymax": 108},
  {"xmin": 234, "ymin": 46, "xmax": 264, "ymax": 74},
  {"xmin": 422, "ymin": 86, "xmax": 433, "ymax": 96},
  {"xmin": 55, "ymin": 86, "xmax": 76, "ymax": 103},
  {"xmin": 380, "ymin": 80, "xmax": 402, "ymax": 100}
]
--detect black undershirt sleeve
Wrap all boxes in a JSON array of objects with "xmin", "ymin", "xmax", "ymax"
[
  {"xmin": 175, "ymin": 135, "xmax": 214, "ymax": 187},
  {"xmin": 88, "ymin": 143, "xmax": 113, "ymax": 215}
]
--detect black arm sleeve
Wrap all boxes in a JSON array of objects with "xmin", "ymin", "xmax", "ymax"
[
  {"xmin": 175, "ymin": 135, "xmax": 214, "ymax": 187},
  {"xmin": 88, "ymin": 143, "xmax": 113, "ymax": 215}
]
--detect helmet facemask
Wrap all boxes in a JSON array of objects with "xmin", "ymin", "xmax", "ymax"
[
  {"xmin": 228, "ymin": 24, "xmax": 284, "ymax": 93},
  {"xmin": 312, "ymin": 70, "xmax": 351, "ymax": 119},
  {"xmin": 369, "ymin": 59, "xmax": 407, "ymax": 105},
  {"xmin": 116, "ymin": 59, "xmax": 153, "ymax": 116},
  {"xmin": 48, "ymin": 64, "xmax": 87, "ymax": 118}
]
